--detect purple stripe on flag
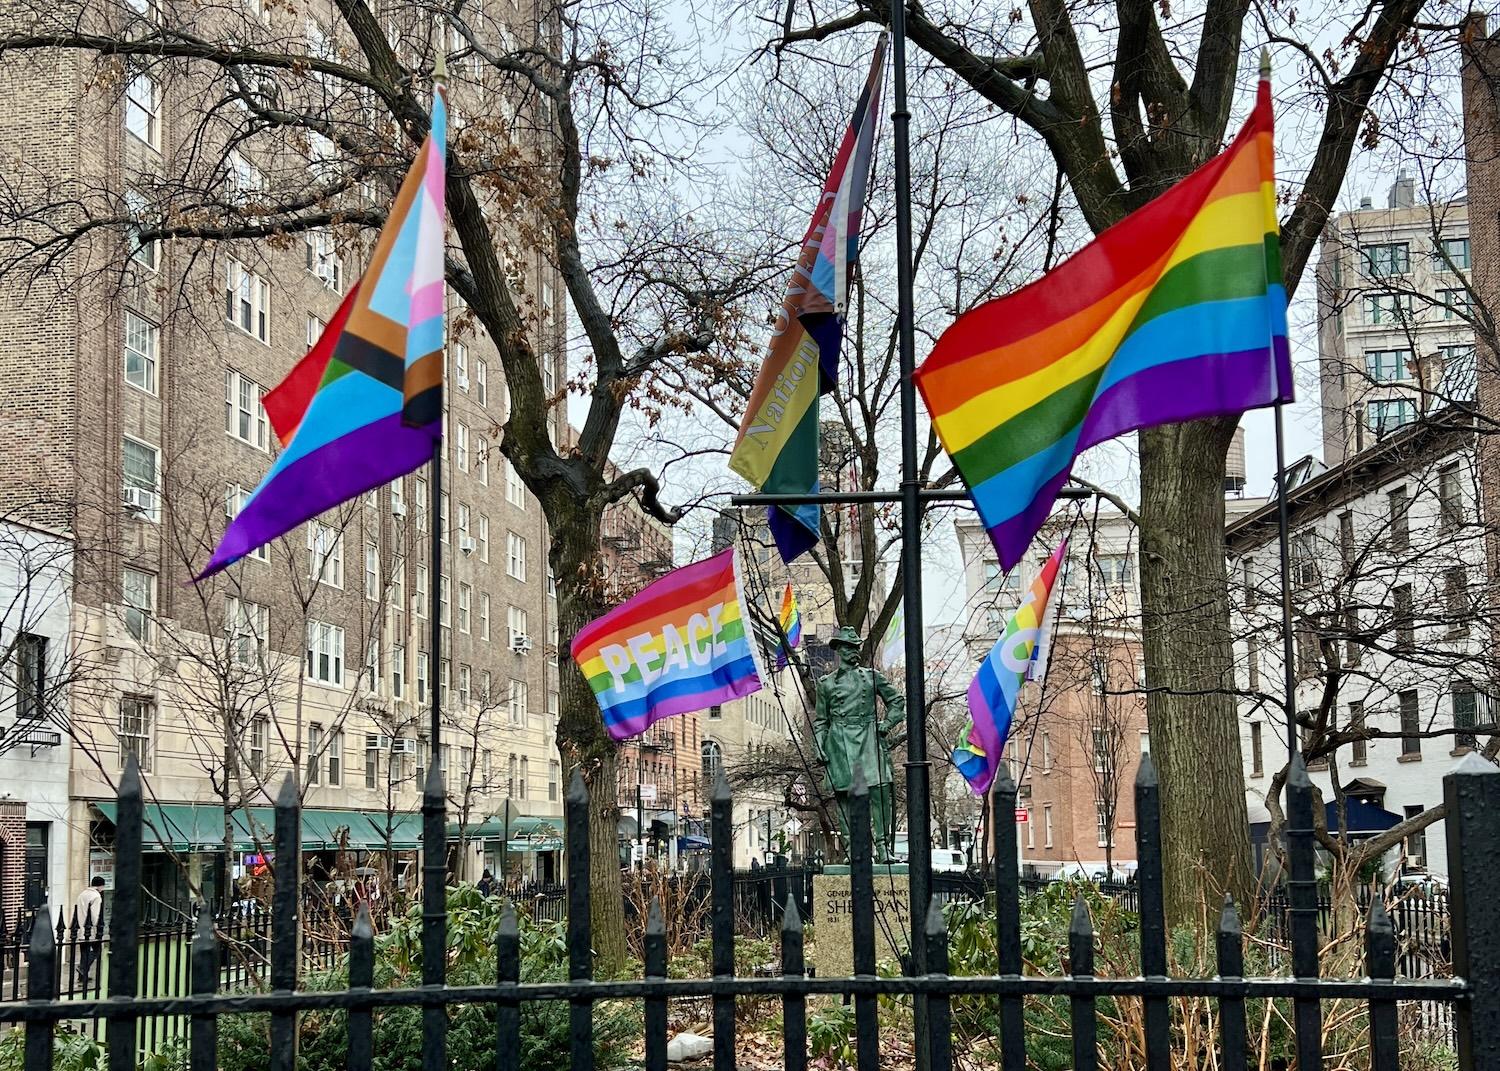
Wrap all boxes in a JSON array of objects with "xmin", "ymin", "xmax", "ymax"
[
  {"xmin": 199, "ymin": 414, "xmax": 437, "ymax": 578},
  {"xmin": 985, "ymin": 345, "xmax": 1286, "ymax": 563}
]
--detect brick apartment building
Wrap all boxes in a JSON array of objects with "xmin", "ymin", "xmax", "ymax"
[{"xmin": 0, "ymin": 2, "xmax": 569, "ymax": 909}]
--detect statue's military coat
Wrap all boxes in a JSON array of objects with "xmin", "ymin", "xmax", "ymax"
[{"xmin": 813, "ymin": 664, "xmax": 906, "ymax": 792}]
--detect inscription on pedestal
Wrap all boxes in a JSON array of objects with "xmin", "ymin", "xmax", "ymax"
[{"xmin": 811, "ymin": 867, "xmax": 911, "ymax": 978}]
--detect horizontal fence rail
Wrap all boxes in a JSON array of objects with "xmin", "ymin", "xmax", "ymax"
[{"xmin": 0, "ymin": 753, "xmax": 1490, "ymax": 1071}]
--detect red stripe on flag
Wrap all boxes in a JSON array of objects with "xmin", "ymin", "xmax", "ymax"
[{"xmin": 263, "ymin": 281, "xmax": 361, "ymax": 447}]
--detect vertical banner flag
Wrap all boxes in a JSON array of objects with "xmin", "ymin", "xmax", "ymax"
[
  {"xmin": 954, "ymin": 541, "xmax": 1067, "ymax": 796},
  {"xmin": 572, "ymin": 549, "xmax": 767, "ymax": 741},
  {"xmin": 775, "ymin": 582, "xmax": 803, "ymax": 669},
  {"xmin": 915, "ymin": 74, "xmax": 1291, "ymax": 572},
  {"xmin": 728, "ymin": 41, "xmax": 886, "ymax": 563},
  {"xmin": 199, "ymin": 89, "xmax": 449, "ymax": 578},
  {"xmin": 879, "ymin": 603, "xmax": 904, "ymax": 670}
]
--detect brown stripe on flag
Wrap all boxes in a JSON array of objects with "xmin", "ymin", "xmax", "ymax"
[{"xmin": 402, "ymin": 350, "xmax": 444, "ymax": 428}]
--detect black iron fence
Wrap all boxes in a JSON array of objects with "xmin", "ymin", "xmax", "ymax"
[{"xmin": 0, "ymin": 751, "xmax": 1494, "ymax": 1071}]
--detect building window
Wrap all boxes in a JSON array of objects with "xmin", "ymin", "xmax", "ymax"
[
  {"xmin": 365, "ymin": 735, "xmax": 379, "ymax": 789},
  {"xmin": 475, "ymin": 359, "xmax": 488, "ymax": 406},
  {"xmin": 1242, "ymin": 557, "xmax": 1257, "ymax": 609},
  {"xmin": 14, "ymin": 634, "xmax": 46, "ymax": 721},
  {"xmin": 478, "ymin": 516, "xmax": 490, "ymax": 562},
  {"xmin": 508, "ymin": 606, "xmax": 528, "ymax": 647},
  {"xmin": 1042, "ymin": 804, "xmax": 1053, "ymax": 848},
  {"xmin": 1368, "ymin": 399, "xmax": 1415, "ymax": 438},
  {"xmin": 328, "ymin": 730, "xmax": 343, "ymax": 786},
  {"xmin": 453, "ymin": 341, "xmax": 468, "ymax": 389},
  {"xmin": 457, "ymin": 503, "xmax": 470, "ymax": 548},
  {"xmin": 1444, "ymin": 566, "xmax": 1469, "ymax": 630},
  {"xmin": 118, "ymin": 697, "xmax": 154, "ymax": 771},
  {"xmin": 1296, "ymin": 628, "xmax": 1320, "ymax": 679},
  {"xmin": 123, "ymin": 437, "xmax": 160, "ymax": 522},
  {"xmin": 1388, "ymin": 487, "xmax": 1409, "ymax": 551},
  {"xmin": 248, "ymin": 716, "xmax": 267, "ymax": 776},
  {"xmin": 303, "ymin": 229, "xmax": 343, "ymax": 292},
  {"xmin": 475, "ymin": 437, "xmax": 489, "ymax": 486},
  {"xmin": 391, "ymin": 643, "xmax": 405, "ymax": 699},
  {"xmin": 1439, "ymin": 463, "xmax": 1463, "ymax": 529},
  {"xmin": 1246, "ymin": 634, "xmax": 1260, "ymax": 690},
  {"xmin": 1453, "ymin": 686, "xmax": 1479, "ymax": 750},
  {"xmin": 1249, "ymin": 722, "xmax": 1263, "ymax": 777},
  {"xmin": 123, "ymin": 568, "xmax": 155, "ymax": 644},
  {"xmin": 1091, "ymin": 727, "xmax": 1112, "ymax": 774},
  {"xmin": 1361, "ymin": 242, "xmax": 1409, "ymax": 277},
  {"xmin": 225, "ymin": 596, "xmax": 268, "ymax": 667},
  {"xmin": 440, "ymin": 576, "xmax": 451, "ymax": 626},
  {"xmin": 415, "ymin": 565, "xmax": 428, "ymax": 618},
  {"xmin": 416, "ymin": 649, "xmax": 429, "ymax": 703},
  {"xmin": 224, "ymin": 260, "xmax": 271, "ymax": 343},
  {"xmin": 125, "ymin": 71, "xmax": 159, "ymax": 148},
  {"xmin": 1290, "ymin": 532, "xmax": 1317, "ymax": 588},
  {"xmin": 124, "ymin": 311, "xmax": 158, "ymax": 394},
  {"xmin": 1394, "ymin": 584, "xmax": 1414, "ymax": 652},
  {"xmin": 507, "ymin": 532, "xmax": 527, "ymax": 580},
  {"xmin": 1438, "ymin": 236, "xmax": 1470, "ymax": 271},
  {"xmin": 519, "ymin": 757, "xmax": 529, "ymax": 800},
  {"xmin": 1041, "ymin": 732, "xmax": 1052, "ymax": 772},
  {"xmin": 227, "ymin": 151, "xmax": 264, "ymax": 200},
  {"xmin": 363, "ymin": 637, "xmax": 380, "ymax": 694},
  {"xmin": 307, "ymin": 523, "xmax": 344, "ymax": 588},
  {"xmin": 1364, "ymin": 348, "xmax": 1409, "ymax": 384},
  {"xmin": 364, "ymin": 543, "xmax": 380, "ymax": 601},
  {"xmin": 1399, "ymin": 689, "xmax": 1421, "ymax": 757},
  {"xmin": 549, "ymin": 761, "xmax": 560, "ymax": 802},
  {"xmin": 224, "ymin": 369, "xmax": 270, "ymax": 450},
  {"xmin": 458, "ymin": 664, "xmax": 471, "ymax": 706},
  {"xmin": 305, "ymin": 620, "xmax": 345, "ymax": 686},
  {"xmin": 125, "ymin": 189, "xmax": 159, "ymax": 270},
  {"xmin": 455, "ymin": 422, "xmax": 469, "ymax": 472},
  {"xmin": 508, "ymin": 679, "xmax": 527, "ymax": 724},
  {"xmin": 1437, "ymin": 288, "xmax": 1472, "ymax": 320},
  {"xmin": 1095, "ymin": 796, "xmax": 1111, "ymax": 847},
  {"xmin": 1093, "ymin": 554, "xmax": 1132, "ymax": 586},
  {"xmin": 1343, "ymin": 606, "xmax": 1362, "ymax": 666},
  {"xmin": 1348, "ymin": 702, "xmax": 1367, "ymax": 765},
  {"xmin": 1362, "ymin": 296, "xmax": 1412, "ymax": 326},
  {"xmin": 480, "ymin": 594, "xmax": 491, "ymax": 641},
  {"xmin": 701, "ymin": 740, "xmax": 723, "ymax": 783},
  {"xmin": 307, "ymin": 724, "xmax": 323, "ymax": 785},
  {"xmin": 458, "ymin": 584, "xmax": 472, "ymax": 634},
  {"xmin": 709, "ymin": 704, "xmax": 722, "ymax": 721},
  {"xmin": 506, "ymin": 461, "xmax": 526, "ymax": 508},
  {"xmin": 1404, "ymin": 805, "xmax": 1427, "ymax": 870}
]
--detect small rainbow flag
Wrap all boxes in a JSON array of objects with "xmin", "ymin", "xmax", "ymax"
[
  {"xmin": 954, "ymin": 541, "xmax": 1066, "ymax": 796},
  {"xmin": 915, "ymin": 76, "xmax": 1291, "ymax": 572},
  {"xmin": 198, "ymin": 88, "xmax": 448, "ymax": 578},
  {"xmin": 775, "ymin": 583, "xmax": 802, "ymax": 668},
  {"xmin": 572, "ymin": 549, "xmax": 766, "ymax": 741}
]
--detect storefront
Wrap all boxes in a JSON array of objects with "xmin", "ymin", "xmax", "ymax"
[{"xmin": 454, "ymin": 814, "xmax": 563, "ymax": 884}]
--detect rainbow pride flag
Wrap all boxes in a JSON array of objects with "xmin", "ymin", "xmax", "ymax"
[
  {"xmin": 572, "ymin": 548, "xmax": 766, "ymax": 741},
  {"xmin": 954, "ymin": 541, "xmax": 1066, "ymax": 796},
  {"xmin": 198, "ymin": 90, "xmax": 448, "ymax": 578},
  {"xmin": 775, "ymin": 582, "xmax": 802, "ymax": 669},
  {"xmin": 729, "ymin": 41, "xmax": 885, "ymax": 563},
  {"xmin": 915, "ymin": 76, "xmax": 1291, "ymax": 572}
]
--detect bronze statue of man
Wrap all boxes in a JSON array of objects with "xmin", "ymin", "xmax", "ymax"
[{"xmin": 813, "ymin": 626, "xmax": 906, "ymax": 863}]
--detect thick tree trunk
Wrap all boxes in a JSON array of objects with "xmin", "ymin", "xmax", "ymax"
[
  {"xmin": 1138, "ymin": 418, "xmax": 1254, "ymax": 923},
  {"xmin": 552, "ymin": 518, "xmax": 629, "ymax": 972}
]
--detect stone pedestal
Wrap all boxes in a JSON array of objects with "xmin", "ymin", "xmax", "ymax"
[{"xmin": 810, "ymin": 865, "xmax": 910, "ymax": 977}]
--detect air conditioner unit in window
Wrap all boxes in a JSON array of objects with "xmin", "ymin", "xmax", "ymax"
[
  {"xmin": 392, "ymin": 500, "xmax": 407, "ymax": 517},
  {"xmin": 457, "ymin": 373, "xmax": 470, "ymax": 390},
  {"xmin": 509, "ymin": 634, "xmax": 532, "ymax": 654},
  {"xmin": 460, "ymin": 535, "xmax": 476, "ymax": 555},
  {"xmin": 376, "ymin": 735, "xmax": 393, "ymax": 751},
  {"xmin": 122, "ymin": 485, "xmax": 154, "ymax": 517},
  {"xmin": 392, "ymin": 738, "xmax": 416, "ymax": 755}
]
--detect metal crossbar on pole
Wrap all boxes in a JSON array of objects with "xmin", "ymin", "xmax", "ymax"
[{"xmin": 730, "ymin": 486, "xmax": 1093, "ymax": 507}]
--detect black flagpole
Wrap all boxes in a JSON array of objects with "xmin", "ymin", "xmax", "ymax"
[
  {"xmin": 1273, "ymin": 402, "xmax": 1298, "ymax": 761},
  {"xmin": 887, "ymin": 6, "xmax": 934, "ymax": 1065}
]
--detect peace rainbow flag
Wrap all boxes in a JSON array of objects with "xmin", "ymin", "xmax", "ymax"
[
  {"xmin": 915, "ymin": 75, "xmax": 1291, "ymax": 572},
  {"xmin": 954, "ymin": 541, "xmax": 1065, "ymax": 796},
  {"xmin": 572, "ymin": 548, "xmax": 766, "ymax": 741}
]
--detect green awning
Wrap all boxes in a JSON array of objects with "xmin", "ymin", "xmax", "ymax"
[
  {"xmin": 452, "ymin": 814, "xmax": 563, "ymax": 842},
  {"xmin": 92, "ymin": 803, "xmax": 425, "ymax": 852}
]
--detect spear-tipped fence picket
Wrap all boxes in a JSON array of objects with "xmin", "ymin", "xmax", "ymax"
[{"xmin": 0, "ymin": 750, "xmax": 1493, "ymax": 1070}]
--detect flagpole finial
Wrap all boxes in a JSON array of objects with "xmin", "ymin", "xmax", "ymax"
[{"xmin": 1259, "ymin": 47, "xmax": 1272, "ymax": 79}]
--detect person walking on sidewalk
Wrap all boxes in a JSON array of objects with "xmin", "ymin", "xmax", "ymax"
[{"xmin": 73, "ymin": 876, "xmax": 105, "ymax": 987}]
